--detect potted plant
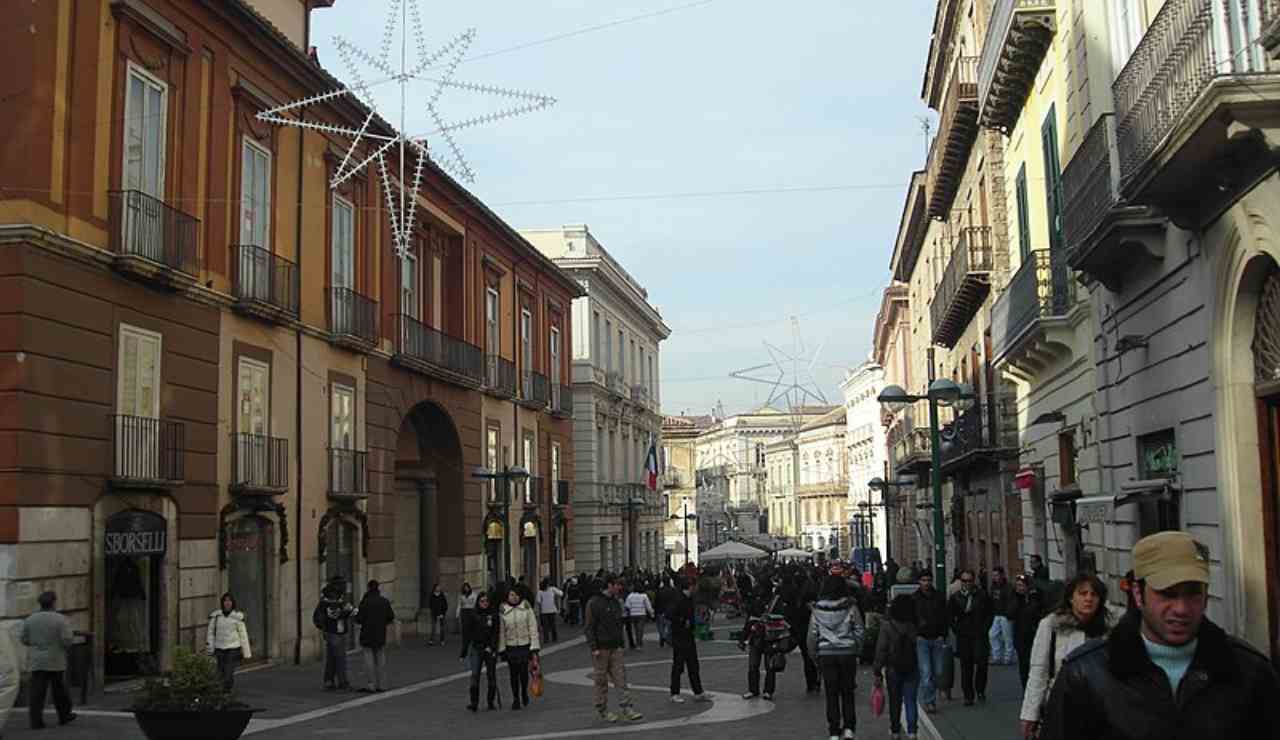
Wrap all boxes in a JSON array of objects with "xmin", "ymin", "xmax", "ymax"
[{"xmin": 131, "ymin": 647, "xmax": 257, "ymax": 740}]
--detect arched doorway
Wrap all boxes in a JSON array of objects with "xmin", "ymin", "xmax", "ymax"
[
  {"xmin": 227, "ymin": 515, "xmax": 271, "ymax": 659},
  {"xmin": 394, "ymin": 402, "xmax": 465, "ymax": 624},
  {"xmin": 1251, "ymin": 264, "xmax": 1280, "ymax": 665}
]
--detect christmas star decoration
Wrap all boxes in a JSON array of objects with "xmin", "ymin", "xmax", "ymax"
[{"xmin": 256, "ymin": 0, "xmax": 557, "ymax": 257}]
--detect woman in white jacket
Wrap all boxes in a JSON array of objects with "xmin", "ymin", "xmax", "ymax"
[
  {"xmin": 498, "ymin": 589, "xmax": 541, "ymax": 710},
  {"xmin": 206, "ymin": 592, "xmax": 250, "ymax": 690},
  {"xmin": 623, "ymin": 586, "xmax": 654, "ymax": 649},
  {"xmin": 1019, "ymin": 574, "xmax": 1122, "ymax": 739}
]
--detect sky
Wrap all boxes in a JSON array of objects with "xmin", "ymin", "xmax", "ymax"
[{"xmin": 311, "ymin": 1, "xmax": 936, "ymax": 417}]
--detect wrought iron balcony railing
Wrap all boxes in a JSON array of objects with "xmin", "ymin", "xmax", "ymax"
[
  {"xmin": 328, "ymin": 448, "xmax": 368, "ymax": 499},
  {"xmin": 484, "ymin": 355, "xmax": 517, "ymax": 397},
  {"xmin": 939, "ymin": 403, "xmax": 1018, "ymax": 470},
  {"xmin": 327, "ymin": 287, "xmax": 378, "ymax": 347},
  {"xmin": 554, "ymin": 479, "xmax": 570, "ymax": 507},
  {"xmin": 110, "ymin": 414, "xmax": 185, "ymax": 486},
  {"xmin": 1061, "ymin": 114, "xmax": 1121, "ymax": 263},
  {"xmin": 930, "ymin": 226, "xmax": 994, "ymax": 348},
  {"xmin": 928, "ymin": 56, "xmax": 980, "ymax": 219},
  {"xmin": 978, "ymin": 0, "xmax": 1058, "ymax": 131},
  {"xmin": 232, "ymin": 244, "xmax": 299, "ymax": 318},
  {"xmin": 552, "ymin": 384, "xmax": 573, "ymax": 416},
  {"xmin": 990, "ymin": 249, "xmax": 1073, "ymax": 364},
  {"xmin": 230, "ymin": 432, "xmax": 289, "ymax": 493},
  {"xmin": 522, "ymin": 370, "xmax": 550, "ymax": 407},
  {"xmin": 391, "ymin": 314, "xmax": 484, "ymax": 384},
  {"xmin": 108, "ymin": 190, "xmax": 200, "ymax": 278}
]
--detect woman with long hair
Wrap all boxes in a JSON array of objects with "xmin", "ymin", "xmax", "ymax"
[
  {"xmin": 1019, "ymin": 573, "xmax": 1123, "ymax": 739},
  {"xmin": 498, "ymin": 587, "xmax": 541, "ymax": 710},
  {"xmin": 206, "ymin": 592, "xmax": 248, "ymax": 690},
  {"xmin": 807, "ymin": 574, "xmax": 865, "ymax": 740},
  {"xmin": 461, "ymin": 591, "xmax": 501, "ymax": 711},
  {"xmin": 873, "ymin": 594, "xmax": 920, "ymax": 740}
]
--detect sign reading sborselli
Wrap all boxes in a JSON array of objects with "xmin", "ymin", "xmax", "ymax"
[{"xmin": 105, "ymin": 511, "xmax": 167, "ymax": 557}]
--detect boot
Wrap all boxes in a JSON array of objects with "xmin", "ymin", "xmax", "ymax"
[{"xmin": 467, "ymin": 686, "xmax": 479, "ymax": 712}]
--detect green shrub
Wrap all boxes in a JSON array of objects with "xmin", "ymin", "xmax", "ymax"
[{"xmin": 132, "ymin": 647, "xmax": 245, "ymax": 712}]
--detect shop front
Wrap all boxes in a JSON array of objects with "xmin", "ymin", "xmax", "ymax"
[{"xmin": 103, "ymin": 509, "xmax": 167, "ymax": 681}]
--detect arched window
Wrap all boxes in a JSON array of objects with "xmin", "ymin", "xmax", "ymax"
[{"xmin": 1254, "ymin": 268, "xmax": 1280, "ymax": 382}]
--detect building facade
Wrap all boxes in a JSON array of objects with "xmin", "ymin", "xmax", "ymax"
[
  {"xmin": 796, "ymin": 409, "xmax": 848, "ymax": 555},
  {"xmin": 0, "ymin": 0, "xmax": 577, "ymax": 684},
  {"xmin": 662, "ymin": 415, "xmax": 710, "ymax": 568},
  {"xmin": 522, "ymin": 225, "xmax": 669, "ymax": 575},
  {"xmin": 842, "ymin": 362, "xmax": 889, "ymax": 557}
]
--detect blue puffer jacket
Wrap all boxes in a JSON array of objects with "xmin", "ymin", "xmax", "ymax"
[{"xmin": 806, "ymin": 597, "xmax": 865, "ymax": 658}]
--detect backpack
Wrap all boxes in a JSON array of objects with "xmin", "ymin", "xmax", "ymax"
[{"xmin": 892, "ymin": 626, "xmax": 915, "ymax": 674}]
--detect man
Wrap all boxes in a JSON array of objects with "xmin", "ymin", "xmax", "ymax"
[
  {"xmin": 1029, "ymin": 554, "xmax": 1049, "ymax": 582},
  {"xmin": 21, "ymin": 591, "xmax": 76, "ymax": 729},
  {"xmin": 622, "ymin": 583, "xmax": 654, "ymax": 649},
  {"xmin": 987, "ymin": 566, "xmax": 1015, "ymax": 666},
  {"xmin": 1040, "ymin": 532, "xmax": 1280, "ymax": 740},
  {"xmin": 912, "ymin": 571, "xmax": 948, "ymax": 713},
  {"xmin": 355, "ymin": 580, "xmax": 395, "ymax": 693},
  {"xmin": 948, "ymin": 569, "xmax": 993, "ymax": 706},
  {"xmin": 884, "ymin": 557, "xmax": 900, "ymax": 588},
  {"xmin": 667, "ymin": 577, "xmax": 711, "ymax": 704},
  {"xmin": 1011, "ymin": 574, "xmax": 1044, "ymax": 689},
  {"xmin": 654, "ymin": 577, "xmax": 680, "ymax": 648},
  {"xmin": 313, "ymin": 576, "xmax": 356, "ymax": 690},
  {"xmin": 585, "ymin": 575, "xmax": 643, "ymax": 722},
  {"xmin": 786, "ymin": 574, "xmax": 821, "ymax": 693}
]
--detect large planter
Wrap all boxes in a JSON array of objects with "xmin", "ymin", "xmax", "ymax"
[{"xmin": 133, "ymin": 709, "xmax": 258, "ymax": 740}]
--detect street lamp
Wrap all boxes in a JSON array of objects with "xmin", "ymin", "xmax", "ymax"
[
  {"xmin": 623, "ymin": 486, "xmax": 646, "ymax": 568},
  {"xmin": 669, "ymin": 498, "xmax": 698, "ymax": 569},
  {"xmin": 472, "ymin": 465, "xmax": 529, "ymax": 587},
  {"xmin": 876, "ymin": 381, "xmax": 976, "ymax": 586}
]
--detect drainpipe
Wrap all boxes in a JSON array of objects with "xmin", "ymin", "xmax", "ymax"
[{"xmin": 293, "ymin": 104, "xmax": 307, "ymax": 666}]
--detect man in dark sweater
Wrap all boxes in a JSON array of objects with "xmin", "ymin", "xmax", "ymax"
[
  {"xmin": 667, "ymin": 577, "xmax": 711, "ymax": 703},
  {"xmin": 355, "ymin": 580, "xmax": 395, "ymax": 693},
  {"xmin": 948, "ymin": 569, "xmax": 993, "ymax": 706},
  {"xmin": 585, "ymin": 575, "xmax": 642, "ymax": 723},
  {"xmin": 912, "ymin": 571, "xmax": 949, "ymax": 712}
]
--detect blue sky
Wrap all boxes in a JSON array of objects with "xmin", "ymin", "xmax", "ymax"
[{"xmin": 311, "ymin": 1, "xmax": 935, "ymax": 416}]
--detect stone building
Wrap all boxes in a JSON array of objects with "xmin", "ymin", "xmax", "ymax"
[
  {"xmin": 796, "ymin": 408, "xmax": 849, "ymax": 555},
  {"xmin": 662, "ymin": 415, "xmax": 711, "ymax": 568},
  {"xmin": 842, "ymin": 362, "xmax": 889, "ymax": 556}
]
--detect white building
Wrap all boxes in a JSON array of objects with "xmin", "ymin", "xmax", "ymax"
[
  {"xmin": 842, "ymin": 362, "xmax": 889, "ymax": 557},
  {"xmin": 796, "ymin": 408, "xmax": 848, "ymax": 554},
  {"xmin": 523, "ymin": 226, "xmax": 670, "ymax": 574}
]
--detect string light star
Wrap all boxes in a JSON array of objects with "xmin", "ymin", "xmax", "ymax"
[{"xmin": 256, "ymin": 0, "xmax": 557, "ymax": 257}]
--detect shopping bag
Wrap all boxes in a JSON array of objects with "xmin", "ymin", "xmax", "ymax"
[
  {"xmin": 529, "ymin": 670, "xmax": 544, "ymax": 698},
  {"xmin": 871, "ymin": 685, "xmax": 886, "ymax": 717}
]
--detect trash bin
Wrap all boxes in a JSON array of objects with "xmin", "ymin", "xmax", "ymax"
[{"xmin": 66, "ymin": 632, "xmax": 92, "ymax": 704}]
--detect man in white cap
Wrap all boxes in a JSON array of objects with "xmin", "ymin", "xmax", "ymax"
[{"xmin": 1040, "ymin": 531, "xmax": 1279, "ymax": 739}]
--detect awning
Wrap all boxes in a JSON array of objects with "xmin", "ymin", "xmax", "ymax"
[{"xmin": 1014, "ymin": 468, "xmax": 1037, "ymax": 490}]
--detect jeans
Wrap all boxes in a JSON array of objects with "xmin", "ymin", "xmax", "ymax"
[
  {"xmin": 657, "ymin": 614, "xmax": 671, "ymax": 645},
  {"xmin": 430, "ymin": 614, "xmax": 446, "ymax": 644},
  {"xmin": 591, "ymin": 647, "xmax": 633, "ymax": 711},
  {"xmin": 28, "ymin": 670, "xmax": 73, "ymax": 728},
  {"xmin": 988, "ymin": 615, "xmax": 1014, "ymax": 663},
  {"xmin": 324, "ymin": 632, "xmax": 349, "ymax": 687},
  {"xmin": 956, "ymin": 634, "xmax": 989, "ymax": 701},
  {"xmin": 566, "ymin": 600, "xmax": 581, "ymax": 625},
  {"xmin": 467, "ymin": 645, "xmax": 498, "ymax": 707},
  {"xmin": 916, "ymin": 636, "xmax": 947, "ymax": 706},
  {"xmin": 362, "ymin": 646, "xmax": 387, "ymax": 691},
  {"xmin": 670, "ymin": 640, "xmax": 703, "ymax": 695},
  {"xmin": 540, "ymin": 612, "xmax": 558, "ymax": 643},
  {"xmin": 626, "ymin": 616, "xmax": 646, "ymax": 648},
  {"xmin": 887, "ymin": 668, "xmax": 920, "ymax": 734},
  {"xmin": 746, "ymin": 643, "xmax": 777, "ymax": 695},
  {"xmin": 214, "ymin": 648, "xmax": 241, "ymax": 690},
  {"xmin": 818, "ymin": 654, "xmax": 857, "ymax": 736},
  {"xmin": 505, "ymin": 645, "xmax": 531, "ymax": 706}
]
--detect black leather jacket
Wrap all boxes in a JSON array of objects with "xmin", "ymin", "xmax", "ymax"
[{"xmin": 1041, "ymin": 612, "xmax": 1280, "ymax": 740}]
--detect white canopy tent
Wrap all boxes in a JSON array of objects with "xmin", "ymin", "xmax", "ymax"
[
  {"xmin": 775, "ymin": 547, "xmax": 813, "ymax": 559},
  {"xmin": 699, "ymin": 540, "xmax": 769, "ymax": 562}
]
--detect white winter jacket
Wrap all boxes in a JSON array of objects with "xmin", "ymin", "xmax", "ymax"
[
  {"xmin": 623, "ymin": 592, "xmax": 653, "ymax": 618},
  {"xmin": 498, "ymin": 601, "xmax": 541, "ymax": 653},
  {"xmin": 206, "ymin": 610, "xmax": 246, "ymax": 652},
  {"xmin": 1019, "ymin": 605, "xmax": 1125, "ymax": 722}
]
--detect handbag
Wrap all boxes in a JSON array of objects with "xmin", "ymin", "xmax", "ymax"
[
  {"xmin": 529, "ymin": 655, "xmax": 544, "ymax": 698},
  {"xmin": 238, "ymin": 620, "xmax": 253, "ymax": 660},
  {"xmin": 870, "ymin": 685, "xmax": 886, "ymax": 717}
]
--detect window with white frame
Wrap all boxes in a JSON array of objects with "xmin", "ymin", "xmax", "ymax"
[
  {"xmin": 401, "ymin": 250, "xmax": 419, "ymax": 319},
  {"xmin": 523, "ymin": 432, "xmax": 536, "ymax": 504},
  {"xmin": 551, "ymin": 442, "xmax": 562, "ymax": 503},
  {"xmin": 1109, "ymin": 0, "xmax": 1147, "ymax": 76},
  {"xmin": 485, "ymin": 288, "xmax": 500, "ymax": 356},
  {"xmin": 124, "ymin": 65, "xmax": 167, "ymax": 198},
  {"xmin": 116, "ymin": 324, "xmax": 162, "ymax": 478},
  {"xmin": 241, "ymin": 139, "xmax": 272, "ymax": 247},
  {"xmin": 331, "ymin": 195, "xmax": 354, "ymax": 290}
]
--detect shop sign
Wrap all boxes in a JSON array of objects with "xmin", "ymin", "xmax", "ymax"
[{"xmin": 105, "ymin": 511, "xmax": 167, "ymax": 557}]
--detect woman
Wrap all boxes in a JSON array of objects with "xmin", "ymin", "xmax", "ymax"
[
  {"xmin": 206, "ymin": 593, "xmax": 248, "ymax": 690},
  {"xmin": 623, "ymin": 583, "xmax": 654, "ymax": 649},
  {"xmin": 536, "ymin": 579, "xmax": 563, "ymax": 644},
  {"xmin": 429, "ymin": 584, "xmax": 448, "ymax": 646},
  {"xmin": 498, "ymin": 587, "xmax": 541, "ymax": 710},
  {"xmin": 873, "ymin": 594, "xmax": 920, "ymax": 740},
  {"xmin": 1019, "ymin": 573, "xmax": 1122, "ymax": 739},
  {"xmin": 460, "ymin": 592, "xmax": 501, "ymax": 711},
  {"xmin": 806, "ymin": 575, "xmax": 865, "ymax": 740}
]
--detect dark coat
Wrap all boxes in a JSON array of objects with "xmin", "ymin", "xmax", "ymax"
[
  {"xmin": 355, "ymin": 590, "xmax": 395, "ymax": 648},
  {"xmin": 429, "ymin": 591, "xmax": 448, "ymax": 617},
  {"xmin": 313, "ymin": 594, "xmax": 355, "ymax": 635},
  {"xmin": 1012, "ymin": 589, "xmax": 1045, "ymax": 654},
  {"xmin": 460, "ymin": 603, "xmax": 500, "ymax": 658},
  {"xmin": 1040, "ymin": 612, "xmax": 1280, "ymax": 740},
  {"xmin": 913, "ymin": 586, "xmax": 949, "ymax": 639},
  {"xmin": 667, "ymin": 591, "xmax": 697, "ymax": 648},
  {"xmin": 948, "ymin": 587, "xmax": 994, "ymax": 639},
  {"xmin": 584, "ymin": 593, "xmax": 625, "ymax": 651},
  {"xmin": 988, "ymin": 580, "xmax": 1015, "ymax": 617}
]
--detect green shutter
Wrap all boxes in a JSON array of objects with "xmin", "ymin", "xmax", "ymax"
[
  {"xmin": 1015, "ymin": 165, "xmax": 1031, "ymax": 261},
  {"xmin": 1041, "ymin": 104, "xmax": 1064, "ymax": 252}
]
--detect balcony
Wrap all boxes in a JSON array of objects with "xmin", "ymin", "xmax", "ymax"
[
  {"xmin": 327, "ymin": 448, "xmax": 368, "ymax": 502},
  {"xmin": 327, "ymin": 287, "xmax": 378, "ymax": 351},
  {"xmin": 928, "ymin": 56, "xmax": 980, "ymax": 219},
  {"xmin": 889, "ymin": 401, "xmax": 932, "ymax": 476},
  {"xmin": 523, "ymin": 476, "xmax": 544, "ymax": 508},
  {"xmin": 230, "ymin": 433, "xmax": 289, "ymax": 494},
  {"xmin": 1112, "ymin": 0, "xmax": 1280, "ymax": 225},
  {"xmin": 232, "ymin": 244, "xmax": 299, "ymax": 322},
  {"xmin": 391, "ymin": 314, "xmax": 484, "ymax": 387},
  {"xmin": 664, "ymin": 467, "xmax": 689, "ymax": 489},
  {"xmin": 107, "ymin": 190, "xmax": 200, "ymax": 289},
  {"xmin": 1061, "ymin": 114, "xmax": 1166, "ymax": 291},
  {"xmin": 605, "ymin": 371, "xmax": 625, "ymax": 397},
  {"xmin": 630, "ymin": 384, "xmax": 651, "ymax": 408},
  {"xmin": 109, "ymin": 415, "xmax": 185, "ymax": 489},
  {"xmin": 930, "ymin": 226, "xmax": 994, "ymax": 348},
  {"xmin": 520, "ymin": 370, "xmax": 550, "ymax": 409},
  {"xmin": 978, "ymin": 0, "xmax": 1058, "ymax": 132},
  {"xmin": 990, "ymin": 249, "xmax": 1076, "ymax": 378},
  {"xmin": 939, "ymin": 405, "xmax": 1018, "ymax": 474},
  {"xmin": 552, "ymin": 384, "xmax": 573, "ymax": 418},
  {"xmin": 484, "ymin": 355, "xmax": 517, "ymax": 398},
  {"xmin": 553, "ymin": 479, "xmax": 570, "ymax": 507}
]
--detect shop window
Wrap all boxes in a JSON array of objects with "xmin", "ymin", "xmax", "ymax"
[
  {"xmin": 1136, "ymin": 429, "xmax": 1181, "ymax": 535},
  {"xmin": 104, "ymin": 509, "xmax": 166, "ymax": 679}
]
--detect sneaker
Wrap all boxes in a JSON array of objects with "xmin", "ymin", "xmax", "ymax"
[
  {"xmin": 60, "ymin": 714, "xmax": 77, "ymax": 727},
  {"xmin": 742, "ymin": 691, "xmax": 760, "ymax": 700},
  {"xmin": 598, "ymin": 710, "xmax": 619, "ymax": 723},
  {"xmin": 619, "ymin": 707, "xmax": 643, "ymax": 722},
  {"xmin": 842, "ymin": 730, "xmax": 855, "ymax": 739},
  {"xmin": 670, "ymin": 694, "xmax": 686, "ymax": 704},
  {"xmin": 693, "ymin": 692, "xmax": 712, "ymax": 703},
  {"xmin": 762, "ymin": 692, "xmax": 774, "ymax": 701},
  {"xmin": 829, "ymin": 736, "xmax": 840, "ymax": 740}
]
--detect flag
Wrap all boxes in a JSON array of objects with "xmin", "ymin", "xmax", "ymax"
[{"xmin": 644, "ymin": 433, "xmax": 659, "ymax": 491}]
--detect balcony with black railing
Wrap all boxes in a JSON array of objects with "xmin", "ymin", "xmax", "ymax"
[
  {"xmin": 520, "ymin": 370, "xmax": 550, "ymax": 409},
  {"xmin": 990, "ymin": 249, "xmax": 1075, "ymax": 376},
  {"xmin": 927, "ymin": 56, "xmax": 980, "ymax": 219},
  {"xmin": 483, "ymin": 355, "xmax": 517, "ymax": 398},
  {"xmin": 107, "ymin": 190, "xmax": 200, "ymax": 288},
  {"xmin": 327, "ymin": 287, "xmax": 378, "ymax": 350},
  {"xmin": 552, "ymin": 384, "xmax": 573, "ymax": 417},
  {"xmin": 553, "ymin": 480, "xmax": 570, "ymax": 507},
  {"xmin": 230, "ymin": 432, "xmax": 289, "ymax": 494},
  {"xmin": 109, "ymin": 414, "xmax": 185, "ymax": 488},
  {"xmin": 978, "ymin": 0, "xmax": 1058, "ymax": 131},
  {"xmin": 930, "ymin": 226, "xmax": 994, "ymax": 348},
  {"xmin": 391, "ymin": 314, "xmax": 484, "ymax": 387},
  {"xmin": 889, "ymin": 400, "xmax": 932, "ymax": 476},
  {"xmin": 232, "ymin": 244, "xmax": 299, "ymax": 321},
  {"xmin": 939, "ymin": 403, "xmax": 1019, "ymax": 473},
  {"xmin": 523, "ymin": 476, "xmax": 545, "ymax": 508},
  {"xmin": 327, "ymin": 448, "xmax": 368, "ymax": 502}
]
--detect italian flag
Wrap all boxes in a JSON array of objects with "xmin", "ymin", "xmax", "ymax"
[{"xmin": 645, "ymin": 433, "xmax": 659, "ymax": 491}]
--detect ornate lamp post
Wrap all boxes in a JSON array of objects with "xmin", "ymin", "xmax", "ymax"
[
  {"xmin": 472, "ymin": 465, "xmax": 529, "ymax": 587},
  {"xmin": 669, "ymin": 498, "xmax": 698, "ymax": 569}
]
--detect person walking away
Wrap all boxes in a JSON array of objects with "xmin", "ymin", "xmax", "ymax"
[
  {"xmin": 565, "ymin": 577, "xmax": 582, "ymax": 626},
  {"xmin": 807, "ymin": 575, "xmax": 865, "ymax": 740},
  {"xmin": 1011, "ymin": 574, "xmax": 1044, "ymax": 689},
  {"xmin": 461, "ymin": 591, "xmax": 501, "ymax": 711},
  {"xmin": 536, "ymin": 579, "xmax": 563, "ymax": 644},
  {"xmin": 623, "ymin": 584, "xmax": 654, "ymax": 649},
  {"xmin": 586, "ymin": 575, "xmax": 643, "ymax": 722},
  {"xmin": 874, "ymin": 594, "xmax": 921, "ymax": 740},
  {"xmin": 787, "ymin": 575, "xmax": 822, "ymax": 693},
  {"xmin": 911, "ymin": 572, "xmax": 948, "ymax": 713},
  {"xmin": 987, "ymin": 567, "xmax": 1015, "ymax": 666},
  {"xmin": 948, "ymin": 569, "xmax": 993, "ymax": 706},
  {"xmin": 885, "ymin": 557, "xmax": 900, "ymax": 588},
  {"xmin": 355, "ymin": 580, "xmax": 395, "ymax": 693},
  {"xmin": 314, "ymin": 579, "xmax": 356, "ymax": 690},
  {"xmin": 667, "ymin": 577, "xmax": 712, "ymax": 704},
  {"xmin": 206, "ymin": 593, "xmax": 248, "ymax": 690},
  {"xmin": 655, "ymin": 577, "xmax": 679, "ymax": 648},
  {"xmin": 428, "ymin": 584, "xmax": 448, "ymax": 646},
  {"xmin": 1040, "ymin": 532, "xmax": 1280, "ymax": 739},
  {"xmin": 739, "ymin": 591, "xmax": 783, "ymax": 701},
  {"xmin": 21, "ymin": 591, "xmax": 76, "ymax": 729},
  {"xmin": 456, "ymin": 582, "xmax": 478, "ymax": 641},
  {"xmin": 498, "ymin": 588, "xmax": 540, "ymax": 710}
]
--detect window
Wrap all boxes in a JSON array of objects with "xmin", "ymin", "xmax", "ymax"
[
  {"xmin": 1015, "ymin": 164, "xmax": 1031, "ymax": 261},
  {"xmin": 522, "ymin": 432, "xmax": 536, "ymax": 504},
  {"xmin": 485, "ymin": 288, "xmax": 500, "ymax": 356},
  {"xmin": 604, "ymin": 320, "xmax": 613, "ymax": 373},
  {"xmin": 609, "ymin": 430, "xmax": 617, "ymax": 482},
  {"xmin": 630, "ymin": 340, "xmax": 636, "ymax": 383},
  {"xmin": 551, "ymin": 441, "xmax": 562, "ymax": 485},
  {"xmin": 592, "ymin": 311, "xmax": 600, "ymax": 362},
  {"xmin": 649, "ymin": 355, "xmax": 655, "ymax": 396},
  {"xmin": 401, "ymin": 250, "xmax": 419, "ymax": 319},
  {"xmin": 331, "ymin": 195, "xmax": 354, "ymax": 290},
  {"xmin": 618, "ymin": 330, "xmax": 625, "ymax": 377},
  {"xmin": 1058, "ymin": 430, "xmax": 1077, "ymax": 487},
  {"xmin": 549, "ymin": 326, "xmax": 561, "ymax": 386},
  {"xmin": 1109, "ymin": 0, "xmax": 1147, "ymax": 75},
  {"xmin": 486, "ymin": 427, "xmax": 500, "ymax": 502},
  {"xmin": 241, "ymin": 139, "xmax": 272, "ymax": 247},
  {"xmin": 236, "ymin": 356, "xmax": 270, "ymax": 484},
  {"xmin": 118, "ymin": 324, "xmax": 162, "ymax": 420},
  {"xmin": 331, "ymin": 384, "xmax": 354, "ymax": 450},
  {"xmin": 597, "ymin": 428, "xmax": 607, "ymax": 483},
  {"xmin": 1042, "ymin": 104, "xmax": 1064, "ymax": 252},
  {"xmin": 124, "ymin": 65, "xmax": 167, "ymax": 198}
]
